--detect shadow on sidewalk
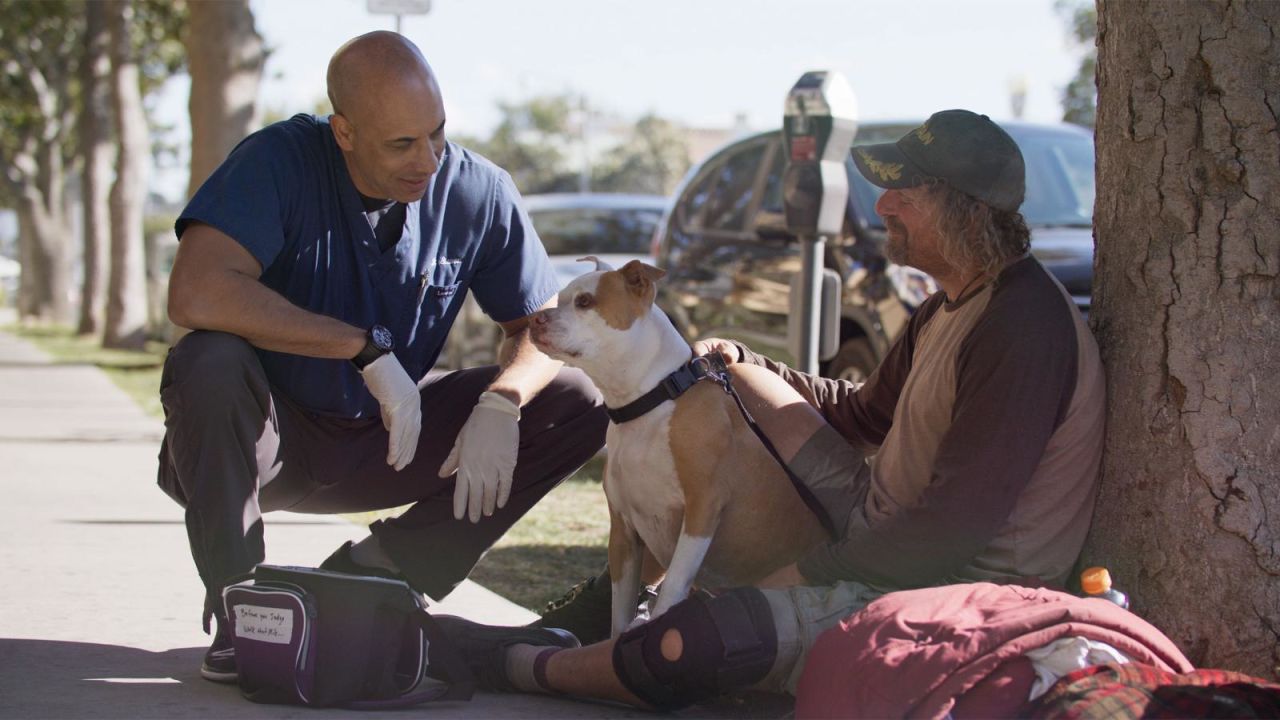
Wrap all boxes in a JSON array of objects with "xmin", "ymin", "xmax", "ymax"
[
  {"xmin": 0, "ymin": 638, "xmax": 279, "ymax": 719},
  {"xmin": 0, "ymin": 637, "xmax": 794, "ymax": 719}
]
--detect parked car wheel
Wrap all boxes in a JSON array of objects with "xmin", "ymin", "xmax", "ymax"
[{"xmin": 825, "ymin": 336, "xmax": 877, "ymax": 385}]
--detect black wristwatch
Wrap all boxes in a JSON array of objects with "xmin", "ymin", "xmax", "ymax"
[{"xmin": 351, "ymin": 324, "xmax": 394, "ymax": 370}]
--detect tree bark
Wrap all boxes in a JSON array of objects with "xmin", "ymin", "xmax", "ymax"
[
  {"xmin": 13, "ymin": 195, "xmax": 66, "ymax": 322},
  {"xmin": 1091, "ymin": 0, "xmax": 1280, "ymax": 678},
  {"xmin": 103, "ymin": 0, "xmax": 149, "ymax": 349},
  {"xmin": 2, "ymin": 100, "xmax": 74, "ymax": 323},
  {"xmin": 12, "ymin": 141, "xmax": 73, "ymax": 323},
  {"xmin": 184, "ymin": 0, "xmax": 264, "ymax": 200},
  {"xmin": 77, "ymin": 0, "xmax": 113, "ymax": 335}
]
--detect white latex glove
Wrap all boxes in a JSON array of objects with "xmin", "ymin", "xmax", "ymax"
[
  {"xmin": 439, "ymin": 391, "xmax": 521, "ymax": 523},
  {"xmin": 359, "ymin": 353, "xmax": 422, "ymax": 471}
]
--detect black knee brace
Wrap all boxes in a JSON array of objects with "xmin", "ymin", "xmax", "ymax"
[{"xmin": 611, "ymin": 587, "xmax": 778, "ymax": 711}]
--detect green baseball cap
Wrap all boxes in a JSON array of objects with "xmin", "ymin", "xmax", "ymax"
[{"xmin": 850, "ymin": 109, "xmax": 1026, "ymax": 212}]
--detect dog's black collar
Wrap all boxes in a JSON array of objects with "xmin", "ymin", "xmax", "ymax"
[{"xmin": 606, "ymin": 352, "xmax": 731, "ymax": 424}]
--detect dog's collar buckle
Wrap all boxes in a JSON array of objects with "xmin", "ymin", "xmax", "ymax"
[
  {"xmin": 690, "ymin": 355, "xmax": 731, "ymax": 391},
  {"xmin": 607, "ymin": 352, "xmax": 731, "ymax": 424}
]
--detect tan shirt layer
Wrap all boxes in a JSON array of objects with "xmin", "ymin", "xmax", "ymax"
[{"xmin": 741, "ymin": 256, "xmax": 1105, "ymax": 588}]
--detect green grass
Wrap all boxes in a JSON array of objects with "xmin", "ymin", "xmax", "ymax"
[
  {"xmin": 9, "ymin": 323, "xmax": 612, "ymax": 611},
  {"xmin": 468, "ymin": 456, "xmax": 609, "ymax": 610},
  {"xmin": 348, "ymin": 455, "xmax": 610, "ymax": 611}
]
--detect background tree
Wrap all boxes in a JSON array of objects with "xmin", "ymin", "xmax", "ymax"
[
  {"xmin": 0, "ymin": 0, "xmax": 182, "ymax": 332},
  {"xmin": 77, "ymin": 1, "xmax": 113, "ymax": 335},
  {"xmin": 0, "ymin": 1, "xmax": 81, "ymax": 322},
  {"xmin": 103, "ymin": 0, "xmax": 150, "ymax": 349},
  {"xmin": 460, "ymin": 95, "xmax": 690, "ymax": 196},
  {"xmin": 592, "ymin": 114, "xmax": 690, "ymax": 195},
  {"xmin": 184, "ymin": 0, "xmax": 265, "ymax": 200},
  {"xmin": 1088, "ymin": 0, "xmax": 1280, "ymax": 677},
  {"xmin": 461, "ymin": 95, "xmax": 582, "ymax": 195},
  {"xmin": 1056, "ymin": 0, "xmax": 1097, "ymax": 128},
  {"xmin": 101, "ymin": 0, "xmax": 183, "ymax": 346}
]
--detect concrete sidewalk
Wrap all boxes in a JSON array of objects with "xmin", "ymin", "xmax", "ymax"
[{"xmin": 0, "ymin": 323, "xmax": 653, "ymax": 719}]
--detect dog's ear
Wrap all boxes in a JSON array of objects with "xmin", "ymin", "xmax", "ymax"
[
  {"xmin": 619, "ymin": 260, "xmax": 666, "ymax": 298},
  {"xmin": 578, "ymin": 256, "xmax": 615, "ymax": 272}
]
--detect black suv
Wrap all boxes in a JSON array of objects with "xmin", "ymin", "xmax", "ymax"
[{"xmin": 651, "ymin": 120, "xmax": 1095, "ymax": 382}]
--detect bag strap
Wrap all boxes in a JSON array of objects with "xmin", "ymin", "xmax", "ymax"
[{"xmin": 344, "ymin": 608, "xmax": 475, "ymax": 709}]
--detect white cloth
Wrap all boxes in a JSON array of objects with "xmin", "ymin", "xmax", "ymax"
[{"xmin": 1025, "ymin": 636, "xmax": 1132, "ymax": 701}]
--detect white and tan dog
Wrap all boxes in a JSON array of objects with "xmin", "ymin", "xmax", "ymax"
[{"xmin": 530, "ymin": 258, "xmax": 828, "ymax": 637}]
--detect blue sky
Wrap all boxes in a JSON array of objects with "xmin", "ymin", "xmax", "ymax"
[{"xmin": 150, "ymin": 0, "xmax": 1087, "ymax": 199}]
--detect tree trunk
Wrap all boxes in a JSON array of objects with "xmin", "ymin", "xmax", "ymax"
[
  {"xmin": 13, "ymin": 199, "xmax": 60, "ymax": 321},
  {"xmin": 1090, "ymin": 0, "xmax": 1280, "ymax": 678},
  {"xmin": 11, "ymin": 141, "xmax": 73, "ymax": 324},
  {"xmin": 184, "ymin": 0, "xmax": 265, "ymax": 200},
  {"xmin": 103, "ymin": 0, "xmax": 149, "ymax": 349},
  {"xmin": 0, "ymin": 3, "xmax": 79, "ymax": 324},
  {"xmin": 77, "ymin": 0, "xmax": 113, "ymax": 335}
]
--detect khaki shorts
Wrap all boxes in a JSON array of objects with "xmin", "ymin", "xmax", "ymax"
[
  {"xmin": 756, "ymin": 580, "xmax": 885, "ymax": 693},
  {"xmin": 755, "ymin": 423, "xmax": 882, "ymax": 693}
]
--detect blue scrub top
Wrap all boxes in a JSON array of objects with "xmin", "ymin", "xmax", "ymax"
[{"xmin": 176, "ymin": 114, "xmax": 558, "ymax": 418}]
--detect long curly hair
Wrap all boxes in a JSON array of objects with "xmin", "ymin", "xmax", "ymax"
[{"xmin": 925, "ymin": 180, "xmax": 1031, "ymax": 279}]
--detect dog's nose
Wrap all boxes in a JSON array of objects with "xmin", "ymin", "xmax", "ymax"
[{"xmin": 532, "ymin": 311, "xmax": 548, "ymax": 326}]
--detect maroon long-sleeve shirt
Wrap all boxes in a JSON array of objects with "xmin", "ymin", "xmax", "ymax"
[{"xmin": 738, "ymin": 256, "xmax": 1105, "ymax": 589}]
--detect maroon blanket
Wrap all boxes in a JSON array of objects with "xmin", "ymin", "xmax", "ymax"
[{"xmin": 794, "ymin": 583, "xmax": 1192, "ymax": 719}]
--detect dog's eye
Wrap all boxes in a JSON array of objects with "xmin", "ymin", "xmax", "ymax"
[{"xmin": 574, "ymin": 293, "xmax": 595, "ymax": 310}]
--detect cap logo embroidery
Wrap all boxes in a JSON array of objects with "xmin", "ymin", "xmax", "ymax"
[
  {"xmin": 914, "ymin": 124, "xmax": 936, "ymax": 145},
  {"xmin": 856, "ymin": 148, "xmax": 903, "ymax": 182}
]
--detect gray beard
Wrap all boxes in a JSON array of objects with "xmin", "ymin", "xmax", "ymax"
[{"xmin": 885, "ymin": 231, "xmax": 908, "ymax": 266}]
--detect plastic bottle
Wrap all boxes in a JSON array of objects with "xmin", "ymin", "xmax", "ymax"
[{"xmin": 1080, "ymin": 566, "xmax": 1130, "ymax": 609}]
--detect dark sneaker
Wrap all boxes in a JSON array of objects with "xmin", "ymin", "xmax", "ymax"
[
  {"xmin": 427, "ymin": 616, "xmax": 579, "ymax": 691},
  {"xmin": 320, "ymin": 540, "xmax": 411, "ymax": 584},
  {"xmin": 531, "ymin": 567, "xmax": 658, "ymax": 645},
  {"xmin": 200, "ymin": 617, "xmax": 237, "ymax": 683}
]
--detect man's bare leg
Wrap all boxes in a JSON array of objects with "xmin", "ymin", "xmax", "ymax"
[
  {"xmin": 727, "ymin": 363, "xmax": 827, "ymax": 463},
  {"xmin": 528, "ymin": 638, "xmax": 646, "ymax": 706},
  {"xmin": 509, "ymin": 626, "xmax": 702, "ymax": 709}
]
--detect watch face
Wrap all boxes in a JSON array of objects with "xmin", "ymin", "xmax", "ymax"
[{"xmin": 371, "ymin": 325, "xmax": 394, "ymax": 352}]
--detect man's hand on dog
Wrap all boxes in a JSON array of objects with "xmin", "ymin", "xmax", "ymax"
[
  {"xmin": 440, "ymin": 390, "xmax": 522, "ymax": 523},
  {"xmin": 692, "ymin": 337, "xmax": 742, "ymax": 365}
]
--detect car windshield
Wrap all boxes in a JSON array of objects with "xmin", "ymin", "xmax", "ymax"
[
  {"xmin": 849, "ymin": 125, "xmax": 1095, "ymax": 229},
  {"xmin": 530, "ymin": 206, "xmax": 664, "ymax": 255}
]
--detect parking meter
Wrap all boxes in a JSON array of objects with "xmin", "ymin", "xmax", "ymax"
[{"xmin": 783, "ymin": 70, "xmax": 857, "ymax": 374}]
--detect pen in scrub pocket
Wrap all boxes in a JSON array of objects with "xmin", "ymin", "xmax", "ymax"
[{"xmin": 417, "ymin": 272, "xmax": 428, "ymax": 305}]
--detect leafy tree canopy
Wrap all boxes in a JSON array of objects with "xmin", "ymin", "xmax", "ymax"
[
  {"xmin": 460, "ymin": 94, "xmax": 689, "ymax": 197},
  {"xmin": 0, "ymin": 0, "xmax": 188, "ymax": 205},
  {"xmin": 1056, "ymin": 0, "xmax": 1097, "ymax": 128}
]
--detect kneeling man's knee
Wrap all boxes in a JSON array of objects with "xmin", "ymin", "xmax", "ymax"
[
  {"xmin": 163, "ymin": 331, "xmax": 265, "ymax": 405},
  {"xmin": 533, "ymin": 366, "xmax": 606, "ymax": 431},
  {"xmin": 548, "ymin": 366, "xmax": 604, "ymax": 410}
]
